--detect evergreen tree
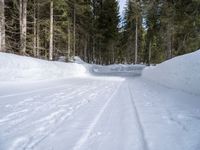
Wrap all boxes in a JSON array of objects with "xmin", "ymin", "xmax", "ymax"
[
  {"xmin": 122, "ymin": 0, "xmax": 143, "ymax": 64},
  {"xmin": 97, "ymin": 0, "xmax": 119, "ymax": 64},
  {"xmin": 1, "ymin": 0, "xmax": 200, "ymax": 64}
]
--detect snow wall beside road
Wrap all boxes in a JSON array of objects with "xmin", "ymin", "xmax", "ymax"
[
  {"xmin": 142, "ymin": 50, "xmax": 200, "ymax": 95},
  {"xmin": 0, "ymin": 53, "xmax": 88, "ymax": 82}
]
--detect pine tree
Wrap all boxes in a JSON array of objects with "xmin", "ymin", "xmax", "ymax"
[
  {"xmin": 2, "ymin": 0, "xmax": 199, "ymax": 64},
  {"xmin": 123, "ymin": 0, "xmax": 142, "ymax": 64},
  {"xmin": 97, "ymin": 0, "xmax": 119, "ymax": 64}
]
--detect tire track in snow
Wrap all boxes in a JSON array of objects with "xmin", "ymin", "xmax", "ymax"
[
  {"xmin": 0, "ymin": 88, "xmax": 74, "ymax": 129},
  {"xmin": 0, "ymin": 84, "xmax": 99, "ymax": 129},
  {"xmin": 0, "ymin": 83, "xmax": 75, "ymax": 99},
  {"xmin": 72, "ymin": 83, "xmax": 122, "ymax": 150},
  {"xmin": 7, "ymin": 81, "xmax": 116, "ymax": 150},
  {"xmin": 9, "ymin": 95, "xmax": 92, "ymax": 150},
  {"xmin": 127, "ymin": 82, "xmax": 149, "ymax": 150},
  {"xmin": 21, "ymin": 84, "xmax": 114, "ymax": 150}
]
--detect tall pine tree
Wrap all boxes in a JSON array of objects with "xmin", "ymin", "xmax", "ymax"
[{"xmin": 97, "ymin": 0, "xmax": 119, "ymax": 64}]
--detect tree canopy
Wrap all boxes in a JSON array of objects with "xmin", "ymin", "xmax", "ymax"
[{"xmin": 0, "ymin": 0, "xmax": 199, "ymax": 64}]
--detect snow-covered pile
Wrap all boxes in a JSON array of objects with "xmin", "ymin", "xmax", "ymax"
[
  {"xmin": 92, "ymin": 64, "xmax": 145, "ymax": 76},
  {"xmin": 74, "ymin": 56, "xmax": 87, "ymax": 64},
  {"xmin": 0, "ymin": 53, "xmax": 88, "ymax": 82},
  {"xmin": 142, "ymin": 50, "xmax": 200, "ymax": 95}
]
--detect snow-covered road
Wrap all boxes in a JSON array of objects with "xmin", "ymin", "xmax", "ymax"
[{"xmin": 0, "ymin": 76, "xmax": 200, "ymax": 150}]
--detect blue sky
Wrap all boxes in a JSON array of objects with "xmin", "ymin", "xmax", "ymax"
[{"xmin": 118, "ymin": 0, "xmax": 127, "ymax": 17}]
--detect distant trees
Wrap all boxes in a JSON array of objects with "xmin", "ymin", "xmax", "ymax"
[
  {"xmin": 121, "ymin": 0, "xmax": 200, "ymax": 64},
  {"xmin": 1, "ymin": 0, "xmax": 199, "ymax": 64},
  {"xmin": 1, "ymin": 0, "xmax": 120, "ymax": 64},
  {"xmin": 96, "ymin": 0, "xmax": 120, "ymax": 64},
  {"xmin": 123, "ymin": 0, "xmax": 143, "ymax": 64}
]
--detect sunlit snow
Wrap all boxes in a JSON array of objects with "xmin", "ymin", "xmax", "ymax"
[{"xmin": 0, "ymin": 51, "xmax": 200, "ymax": 150}]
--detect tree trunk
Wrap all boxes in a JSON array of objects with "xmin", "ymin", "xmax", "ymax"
[
  {"xmin": 92, "ymin": 37, "xmax": 95, "ymax": 63},
  {"xmin": 20, "ymin": 0, "xmax": 27, "ymax": 55},
  {"xmin": 148, "ymin": 40, "xmax": 152, "ymax": 66},
  {"xmin": 20, "ymin": 0, "xmax": 22, "ymax": 43},
  {"xmin": 112, "ymin": 43, "xmax": 115, "ymax": 64},
  {"xmin": 33, "ymin": 0, "xmax": 36, "ymax": 56},
  {"xmin": 73, "ymin": 3, "xmax": 76, "ymax": 58},
  {"xmin": 167, "ymin": 25, "xmax": 172, "ymax": 59},
  {"xmin": 49, "ymin": 0, "xmax": 53, "ymax": 60},
  {"xmin": 36, "ymin": 0, "xmax": 40, "ymax": 57},
  {"xmin": 0, "ymin": 0, "xmax": 5, "ymax": 52},
  {"xmin": 135, "ymin": 17, "xmax": 138, "ymax": 64},
  {"xmin": 84, "ymin": 38, "xmax": 87, "ymax": 62},
  {"xmin": 67, "ymin": 21, "xmax": 70, "ymax": 60}
]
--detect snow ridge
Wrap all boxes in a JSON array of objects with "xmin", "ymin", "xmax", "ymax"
[
  {"xmin": 0, "ymin": 52, "xmax": 88, "ymax": 82},
  {"xmin": 142, "ymin": 50, "xmax": 200, "ymax": 95}
]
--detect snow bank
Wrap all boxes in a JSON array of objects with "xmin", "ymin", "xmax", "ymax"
[
  {"xmin": 142, "ymin": 50, "xmax": 200, "ymax": 95},
  {"xmin": 92, "ymin": 64, "xmax": 145, "ymax": 76},
  {"xmin": 0, "ymin": 53, "xmax": 88, "ymax": 82}
]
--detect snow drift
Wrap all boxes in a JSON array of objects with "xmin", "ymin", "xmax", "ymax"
[
  {"xmin": 0, "ymin": 53, "xmax": 88, "ymax": 81},
  {"xmin": 92, "ymin": 64, "xmax": 145, "ymax": 76},
  {"xmin": 142, "ymin": 50, "xmax": 200, "ymax": 95}
]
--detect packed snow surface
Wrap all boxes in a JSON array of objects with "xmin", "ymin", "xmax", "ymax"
[
  {"xmin": 142, "ymin": 50, "xmax": 200, "ymax": 95},
  {"xmin": 0, "ymin": 51, "xmax": 200, "ymax": 150}
]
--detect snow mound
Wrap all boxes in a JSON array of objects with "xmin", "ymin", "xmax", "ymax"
[
  {"xmin": 0, "ymin": 53, "xmax": 88, "ymax": 82},
  {"xmin": 74, "ymin": 56, "xmax": 87, "ymax": 64},
  {"xmin": 142, "ymin": 50, "xmax": 200, "ymax": 95},
  {"xmin": 92, "ymin": 64, "xmax": 145, "ymax": 76}
]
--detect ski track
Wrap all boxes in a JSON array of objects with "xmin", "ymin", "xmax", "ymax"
[
  {"xmin": 127, "ymin": 83, "xmax": 149, "ymax": 150},
  {"xmin": 0, "ymin": 77, "xmax": 200, "ymax": 150},
  {"xmin": 0, "ymin": 88, "xmax": 83, "ymax": 131},
  {"xmin": 0, "ymin": 79, "xmax": 120, "ymax": 150},
  {"xmin": 72, "ymin": 82, "xmax": 122, "ymax": 150},
  {"xmin": 0, "ymin": 83, "xmax": 72, "ymax": 99}
]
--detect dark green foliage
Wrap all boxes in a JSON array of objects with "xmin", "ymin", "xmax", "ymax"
[
  {"xmin": 2, "ymin": 0, "xmax": 200, "ymax": 64},
  {"xmin": 96, "ymin": 0, "xmax": 120, "ymax": 64},
  {"xmin": 121, "ymin": 0, "xmax": 200, "ymax": 64}
]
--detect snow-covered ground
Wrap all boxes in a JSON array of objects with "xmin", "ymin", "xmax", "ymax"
[
  {"xmin": 142, "ymin": 50, "xmax": 200, "ymax": 95},
  {"xmin": 0, "ymin": 53, "xmax": 89, "ymax": 82},
  {"xmin": 0, "ymin": 51, "xmax": 200, "ymax": 150}
]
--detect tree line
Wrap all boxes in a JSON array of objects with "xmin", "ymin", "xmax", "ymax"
[
  {"xmin": 0, "ymin": 0, "xmax": 199, "ymax": 65},
  {"xmin": 122, "ymin": 0, "xmax": 200, "ymax": 64}
]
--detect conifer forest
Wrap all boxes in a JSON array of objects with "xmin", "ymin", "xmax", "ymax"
[
  {"xmin": 1, "ymin": 1, "xmax": 200, "ymax": 150},
  {"xmin": 0, "ymin": 0, "xmax": 199, "ymax": 64}
]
